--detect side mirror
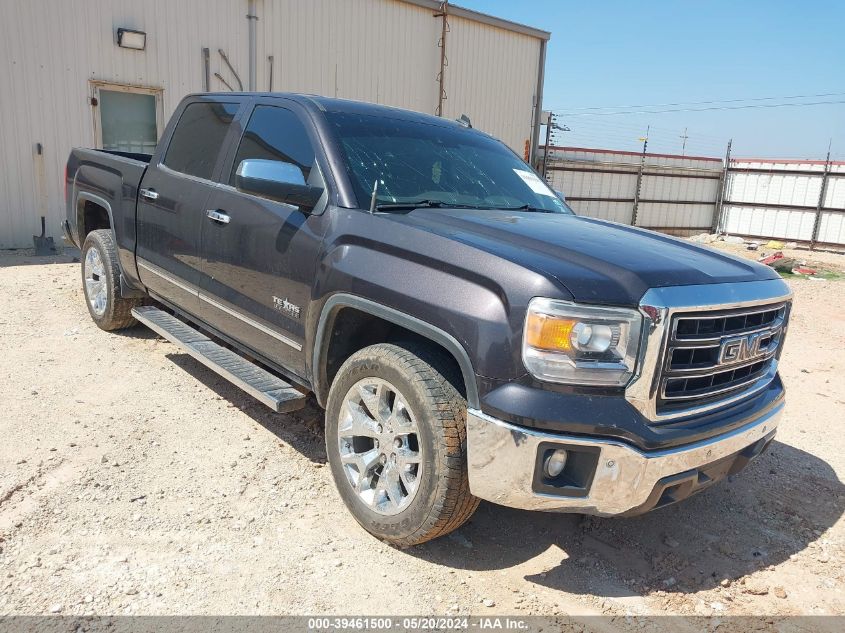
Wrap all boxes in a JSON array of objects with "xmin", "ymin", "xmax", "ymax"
[{"xmin": 235, "ymin": 159, "xmax": 323, "ymax": 211}]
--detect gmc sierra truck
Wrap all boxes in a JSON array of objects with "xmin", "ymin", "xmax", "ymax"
[{"xmin": 64, "ymin": 93, "xmax": 791, "ymax": 546}]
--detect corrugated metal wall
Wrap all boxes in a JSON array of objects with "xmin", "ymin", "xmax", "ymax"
[
  {"xmin": 543, "ymin": 147, "xmax": 845, "ymax": 247},
  {"xmin": 441, "ymin": 14, "xmax": 540, "ymax": 153},
  {"xmin": 722, "ymin": 160, "xmax": 845, "ymax": 246},
  {"xmin": 0, "ymin": 0, "xmax": 544, "ymax": 248},
  {"xmin": 0, "ymin": 0, "xmax": 247, "ymax": 249},
  {"xmin": 543, "ymin": 147, "xmax": 723, "ymax": 233}
]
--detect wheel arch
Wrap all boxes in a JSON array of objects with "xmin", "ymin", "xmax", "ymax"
[
  {"xmin": 312, "ymin": 294, "xmax": 479, "ymax": 410},
  {"xmin": 76, "ymin": 192, "xmax": 116, "ymax": 242}
]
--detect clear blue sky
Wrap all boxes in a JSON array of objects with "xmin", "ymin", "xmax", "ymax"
[{"xmin": 459, "ymin": 0, "xmax": 845, "ymax": 159}]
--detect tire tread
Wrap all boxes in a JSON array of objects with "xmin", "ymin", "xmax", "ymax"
[
  {"xmin": 82, "ymin": 229, "xmax": 144, "ymax": 330},
  {"xmin": 328, "ymin": 342, "xmax": 480, "ymax": 546}
]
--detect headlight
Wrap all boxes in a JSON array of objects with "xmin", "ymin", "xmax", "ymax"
[{"xmin": 522, "ymin": 298, "xmax": 642, "ymax": 386}]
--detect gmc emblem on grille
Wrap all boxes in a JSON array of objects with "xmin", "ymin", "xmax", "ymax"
[{"xmin": 718, "ymin": 330, "xmax": 774, "ymax": 365}]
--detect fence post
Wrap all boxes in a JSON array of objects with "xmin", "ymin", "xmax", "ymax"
[
  {"xmin": 631, "ymin": 128, "xmax": 648, "ymax": 226},
  {"xmin": 810, "ymin": 150, "xmax": 832, "ymax": 250},
  {"xmin": 711, "ymin": 139, "xmax": 732, "ymax": 234},
  {"xmin": 540, "ymin": 111, "xmax": 552, "ymax": 180}
]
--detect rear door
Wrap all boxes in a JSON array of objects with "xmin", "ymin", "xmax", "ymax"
[
  {"xmin": 136, "ymin": 98, "xmax": 242, "ymax": 314},
  {"xmin": 198, "ymin": 101, "xmax": 328, "ymax": 376}
]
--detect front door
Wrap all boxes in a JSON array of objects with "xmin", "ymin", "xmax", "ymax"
[
  {"xmin": 199, "ymin": 103, "xmax": 327, "ymax": 376},
  {"xmin": 136, "ymin": 99, "xmax": 241, "ymax": 314}
]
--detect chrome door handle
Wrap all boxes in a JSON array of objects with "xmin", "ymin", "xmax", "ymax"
[
  {"xmin": 206, "ymin": 209, "xmax": 230, "ymax": 224},
  {"xmin": 139, "ymin": 188, "xmax": 159, "ymax": 200}
]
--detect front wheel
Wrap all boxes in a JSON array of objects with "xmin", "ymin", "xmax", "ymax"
[{"xmin": 325, "ymin": 343, "xmax": 479, "ymax": 546}]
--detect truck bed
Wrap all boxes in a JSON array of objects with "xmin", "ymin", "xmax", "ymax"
[{"xmin": 65, "ymin": 147, "xmax": 152, "ymax": 281}]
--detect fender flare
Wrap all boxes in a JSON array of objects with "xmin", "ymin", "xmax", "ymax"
[
  {"xmin": 76, "ymin": 191, "xmax": 117, "ymax": 245},
  {"xmin": 312, "ymin": 294, "xmax": 479, "ymax": 409}
]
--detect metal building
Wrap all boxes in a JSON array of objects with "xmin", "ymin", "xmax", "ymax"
[{"xmin": 0, "ymin": 0, "xmax": 550, "ymax": 248}]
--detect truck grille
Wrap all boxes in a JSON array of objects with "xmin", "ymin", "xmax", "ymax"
[{"xmin": 657, "ymin": 302, "xmax": 787, "ymax": 413}]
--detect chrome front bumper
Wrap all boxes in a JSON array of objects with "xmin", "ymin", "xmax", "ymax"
[{"xmin": 466, "ymin": 402, "xmax": 782, "ymax": 515}]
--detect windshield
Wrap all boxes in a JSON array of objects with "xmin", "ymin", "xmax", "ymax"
[{"xmin": 326, "ymin": 112, "xmax": 570, "ymax": 213}]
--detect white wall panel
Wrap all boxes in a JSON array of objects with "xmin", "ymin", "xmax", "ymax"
[
  {"xmin": 259, "ymin": 0, "xmax": 439, "ymax": 110},
  {"xmin": 442, "ymin": 14, "xmax": 540, "ymax": 152},
  {"xmin": 640, "ymin": 175, "xmax": 718, "ymax": 202},
  {"xmin": 817, "ymin": 212, "xmax": 845, "ymax": 245},
  {"xmin": 637, "ymin": 203, "xmax": 714, "ymax": 229},
  {"xmin": 824, "ymin": 174, "xmax": 845, "ymax": 209},
  {"xmin": 567, "ymin": 200, "xmax": 632, "ymax": 224},
  {"xmin": 727, "ymin": 172, "xmax": 822, "ymax": 207},
  {"xmin": 548, "ymin": 169, "xmax": 638, "ymax": 201},
  {"xmin": 722, "ymin": 205, "xmax": 816, "ymax": 241}
]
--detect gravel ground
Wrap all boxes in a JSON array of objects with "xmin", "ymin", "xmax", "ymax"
[{"xmin": 0, "ymin": 248, "xmax": 843, "ymax": 621}]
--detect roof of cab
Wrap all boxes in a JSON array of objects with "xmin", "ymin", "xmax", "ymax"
[{"xmin": 191, "ymin": 92, "xmax": 465, "ymax": 130}]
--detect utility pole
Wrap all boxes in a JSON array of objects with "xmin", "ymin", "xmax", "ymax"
[
  {"xmin": 810, "ymin": 141, "xmax": 833, "ymax": 250},
  {"xmin": 540, "ymin": 111, "xmax": 552, "ymax": 180},
  {"xmin": 539, "ymin": 112, "xmax": 569, "ymax": 182},
  {"xmin": 712, "ymin": 139, "xmax": 732, "ymax": 234},
  {"xmin": 434, "ymin": 1, "xmax": 449, "ymax": 117},
  {"xmin": 680, "ymin": 127, "xmax": 688, "ymax": 156},
  {"xmin": 631, "ymin": 126, "xmax": 649, "ymax": 226},
  {"xmin": 247, "ymin": 0, "xmax": 258, "ymax": 91}
]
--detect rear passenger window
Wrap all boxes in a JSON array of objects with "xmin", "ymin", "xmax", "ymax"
[
  {"xmin": 164, "ymin": 102, "xmax": 239, "ymax": 180},
  {"xmin": 230, "ymin": 106, "xmax": 315, "ymax": 185}
]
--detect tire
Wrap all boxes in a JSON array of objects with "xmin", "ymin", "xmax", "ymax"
[
  {"xmin": 325, "ymin": 342, "xmax": 479, "ymax": 546},
  {"xmin": 81, "ymin": 229, "xmax": 143, "ymax": 331}
]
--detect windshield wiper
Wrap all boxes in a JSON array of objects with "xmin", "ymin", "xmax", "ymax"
[
  {"xmin": 485, "ymin": 204, "xmax": 555, "ymax": 213},
  {"xmin": 374, "ymin": 200, "xmax": 477, "ymax": 211}
]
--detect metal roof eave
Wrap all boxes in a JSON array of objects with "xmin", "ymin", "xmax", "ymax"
[{"xmin": 399, "ymin": 0, "xmax": 551, "ymax": 41}]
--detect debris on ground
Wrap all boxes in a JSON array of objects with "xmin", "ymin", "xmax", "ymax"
[
  {"xmin": 689, "ymin": 233, "xmax": 719, "ymax": 244},
  {"xmin": 759, "ymin": 251, "xmax": 797, "ymax": 272}
]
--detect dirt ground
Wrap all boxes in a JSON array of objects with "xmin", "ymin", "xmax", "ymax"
[{"xmin": 0, "ymin": 246, "xmax": 843, "ymax": 622}]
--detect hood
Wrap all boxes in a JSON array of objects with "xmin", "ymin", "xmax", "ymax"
[{"xmin": 384, "ymin": 209, "xmax": 780, "ymax": 306}]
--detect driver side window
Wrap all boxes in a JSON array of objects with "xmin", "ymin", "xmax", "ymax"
[{"xmin": 230, "ymin": 106, "xmax": 315, "ymax": 185}]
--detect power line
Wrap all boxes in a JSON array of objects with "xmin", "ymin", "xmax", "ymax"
[
  {"xmin": 557, "ymin": 99, "xmax": 845, "ymax": 117},
  {"xmin": 551, "ymin": 91, "xmax": 845, "ymax": 113},
  {"xmin": 553, "ymin": 123, "xmax": 728, "ymax": 153},
  {"xmin": 549, "ymin": 116, "xmax": 735, "ymax": 146},
  {"xmin": 561, "ymin": 120, "xmax": 727, "ymax": 147}
]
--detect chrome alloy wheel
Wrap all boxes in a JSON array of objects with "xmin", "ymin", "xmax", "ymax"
[
  {"xmin": 83, "ymin": 247, "xmax": 108, "ymax": 316},
  {"xmin": 337, "ymin": 378, "xmax": 423, "ymax": 515}
]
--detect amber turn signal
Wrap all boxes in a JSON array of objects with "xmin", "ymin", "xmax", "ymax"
[{"xmin": 524, "ymin": 312, "xmax": 576, "ymax": 351}]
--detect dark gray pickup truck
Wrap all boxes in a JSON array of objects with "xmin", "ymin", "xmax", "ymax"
[{"xmin": 64, "ymin": 93, "xmax": 791, "ymax": 545}]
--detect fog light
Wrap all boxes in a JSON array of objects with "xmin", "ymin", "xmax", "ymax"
[{"xmin": 544, "ymin": 449, "xmax": 568, "ymax": 477}]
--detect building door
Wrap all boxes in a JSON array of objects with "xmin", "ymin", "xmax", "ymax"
[{"xmin": 91, "ymin": 81, "xmax": 163, "ymax": 153}]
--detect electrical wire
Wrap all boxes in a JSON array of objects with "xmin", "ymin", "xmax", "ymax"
[
  {"xmin": 550, "ymin": 91, "xmax": 845, "ymax": 112},
  {"xmin": 556, "ymin": 99, "xmax": 845, "ymax": 117}
]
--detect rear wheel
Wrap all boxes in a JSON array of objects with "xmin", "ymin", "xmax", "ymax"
[
  {"xmin": 81, "ymin": 229, "xmax": 143, "ymax": 330},
  {"xmin": 325, "ymin": 343, "xmax": 479, "ymax": 546}
]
